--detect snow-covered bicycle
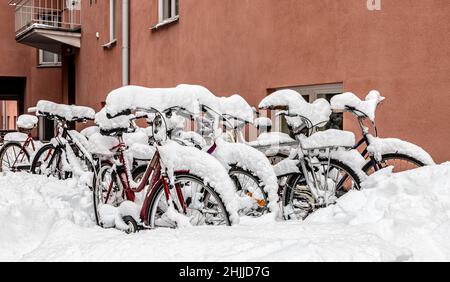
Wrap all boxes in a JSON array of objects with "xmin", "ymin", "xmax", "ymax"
[
  {"xmin": 93, "ymin": 106, "xmax": 239, "ymax": 232},
  {"xmin": 330, "ymin": 91, "xmax": 435, "ymax": 175},
  {"xmin": 30, "ymin": 101, "xmax": 96, "ymax": 186},
  {"xmin": 258, "ymin": 90, "xmax": 365, "ymax": 220},
  {"xmin": 276, "ymin": 113, "xmax": 364, "ymax": 220},
  {"xmin": 0, "ymin": 114, "xmax": 41, "ymax": 173},
  {"xmin": 164, "ymin": 105, "xmax": 279, "ymax": 217}
]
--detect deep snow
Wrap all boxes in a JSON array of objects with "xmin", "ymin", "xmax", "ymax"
[{"xmin": 1, "ymin": 163, "xmax": 449, "ymax": 262}]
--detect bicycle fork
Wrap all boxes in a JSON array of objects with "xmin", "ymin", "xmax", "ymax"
[{"xmin": 298, "ymin": 154, "xmax": 336, "ymax": 207}]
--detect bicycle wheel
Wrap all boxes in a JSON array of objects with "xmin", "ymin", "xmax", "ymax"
[
  {"xmin": 228, "ymin": 167, "xmax": 268, "ymax": 216},
  {"xmin": 363, "ymin": 153, "xmax": 425, "ymax": 175},
  {"xmin": 282, "ymin": 158, "xmax": 361, "ymax": 220},
  {"xmin": 30, "ymin": 143, "xmax": 66, "ymax": 179},
  {"xmin": 147, "ymin": 172, "xmax": 231, "ymax": 228},
  {"xmin": 68, "ymin": 142, "xmax": 97, "ymax": 189},
  {"xmin": 93, "ymin": 164, "xmax": 125, "ymax": 226},
  {"xmin": 0, "ymin": 142, "xmax": 30, "ymax": 172},
  {"xmin": 132, "ymin": 164, "xmax": 147, "ymax": 182}
]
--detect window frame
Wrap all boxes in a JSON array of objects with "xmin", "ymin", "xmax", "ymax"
[
  {"xmin": 109, "ymin": 0, "xmax": 117, "ymax": 42},
  {"xmin": 158, "ymin": 0, "xmax": 179, "ymax": 23},
  {"xmin": 38, "ymin": 49, "xmax": 62, "ymax": 67},
  {"xmin": 102, "ymin": 0, "xmax": 118, "ymax": 48},
  {"xmin": 269, "ymin": 83, "xmax": 344, "ymax": 135}
]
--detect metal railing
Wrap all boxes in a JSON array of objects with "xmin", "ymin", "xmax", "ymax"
[{"xmin": 9, "ymin": 0, "xmax": 81, "ymax": 35}]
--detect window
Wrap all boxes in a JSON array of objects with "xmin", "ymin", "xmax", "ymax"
[
  {"xmin": 36, "ymin": 11, "xmax": 62, "ymax": 66},
  {"xmin": 159, "ymin": 0, "xmax": 179, "ymax": 22},
  {"xmin": 270, "ymin": 83, "xmax": 344, "ymax": 136},
  {"xmin": 109, "ymin": 0, "xmax": 117, "ymax": 42},
  {"xmin": 39, "ymin": 50, "xmax": 61, "ymax": 66},
  {"xmin": 102, "ymin": 0, "xmax": 117, "ymax": 48}
]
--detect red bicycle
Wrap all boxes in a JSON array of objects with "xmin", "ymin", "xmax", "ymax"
[
  {"xmin": 0, "ymin": 114, "xmax": 40, "ymax": 173},
  {"xmin": 93, "ymin": 108, "xmax": 233, "ymax": 233}
]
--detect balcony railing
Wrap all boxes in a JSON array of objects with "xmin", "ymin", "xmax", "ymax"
[{"xmin": 9, "ymin": 0, "xmax": 81, "ymax": 36}]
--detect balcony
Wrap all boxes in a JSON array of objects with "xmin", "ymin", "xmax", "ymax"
[{"xmin": 9, "ymin": 0, "xmax": 82, "ymax": 54}]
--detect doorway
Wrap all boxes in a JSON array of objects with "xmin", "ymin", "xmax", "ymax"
[{"xmin": 0, "ymin": 77, "xmax": 26, "ymax": 140}]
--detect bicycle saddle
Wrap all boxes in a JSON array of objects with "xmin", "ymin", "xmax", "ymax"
[
  {"xmin": 36, "ymin": 100, "xmax": 95, "ymax": 122},
  {"xmin": 16, "ymin": 114, "xmax": 38, "ymax": 130},
  {"xmin": 100, "ymin": 127, "xmax": 131, "ymax": 137}
]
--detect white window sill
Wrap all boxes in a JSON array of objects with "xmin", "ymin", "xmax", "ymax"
[
  {"xmin": 150, "ymin": 16, "xmax": 180, "ymax": 31},
  {"xmin": 102, "ymin": 39, "xmax": 117, "ymax": 49},
  {"xmin": 37, "ymin": 63, "xmax": 62, "ymax": 68}
]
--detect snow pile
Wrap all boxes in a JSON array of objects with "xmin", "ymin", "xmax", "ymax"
[
  {"xmin": 69, "ymin": 130, "xmax": 91, "ymax": 152},
  {"xmin": 219, "ymin": 94, "xmax": 254, "ymax": 124},
  {"xmin": 178, "ymin": 131, "xmax": 207, "ymax": 148},
  {"xmin": 80, "ymin": 126, "xmax": 100, "ymax": 139},
  {"xmin": 249, "ymin": 132, "xmax": 296, "ymax": 147},
  {"xmin": 99, "ymin": 201, "xmax": 142, "ymax": 231},
  {"xmin": 105, "ymin": 84, "xmax": 219, "ymax": 117},
  {"xmin": 367, "ymin": 135, "xmax": 436, "ymax": 166},
  {"xmin": 259, "ymin": 89, "xmax": 305, "ymax": 110},
  {"xmin": 248, "ymin": 132, "xmax": 295, "ymax": 157},
  {"xmin": 158, "ymin": 141, "xmax": 240, "ymax": 225},
  {"xmin": 330, "ymin": 91, "xmax": 385, "ymax": 122},
  {"xmin": 2, "ymin": 165, "xmax": 450, "ymax": 261},
  {"xmin": 17, "ymin": 115, "xmax": 38, "ymax": 129},
  {"xmin": 2, "ymin": 133, "xmax": 44, "ymax": 155},
  {"xmin": 273, "ymin": 159, "xmax": 300, "ymax": 176},
  {"xmin": 36, "ymin": 100, "xmax": 95, "ymax": 121},
  {"xmin": 95, "ymin": 108, "xmax": 132, "ymax": 131},
  {"xmin": 300, "ymin": 129, "xmax": 355, "ymax": 150},
  {"xmin": 254, "ymin": 117, "xmax": 272, "ymax": 129},
  {"xmin": 0, "ymin": 173, "xmax": 94, "ymax": 261},
  {"xmin": 124, "ymin": 131, "xmax": 154, "ymax": 160},
  {"xmin": 211, "ymin": 139, "xmax": 280, "ymax": 215},
  {"xmin": 105, "ymin": 85, "xmax": 255, "ymax": 128},
  {"xmin": 259, "ymin": 89, "xmax": 331, "ymax": 127},
  {"xmin": 307, "ymin": 164, "xmax": 450, "ymax": 261},
  {"xmin": 87, "ymin": 133, "xmax": 119, "ymax": 157},
  {"xmin": 328, "ymin": 149, "xmax": 368, "ymax": 181},
  {"xmin": 3, "ymin": 132, "xmax": 29, "ymax": 142}
]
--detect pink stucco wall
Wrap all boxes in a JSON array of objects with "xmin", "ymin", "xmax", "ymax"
[{"xmin": 72, "ymin": 0, "xmax": 450, "ymax": 162}]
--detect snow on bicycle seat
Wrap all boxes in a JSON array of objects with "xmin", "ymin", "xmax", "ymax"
[
  {"xmin": 36, "ymin": 100, "xmax": 95, "ymax": 122},
  {"xmin": 80, "ymin": 126, "xmax": 100, "ymax": 139},
  {"xmin": 95, "ymin": 108, "xmax": 133, "ymax": 136},
  {"xmin": 248, "ymin": 132, "xmax": 296, "ymax": 147},
  {"xmin": 16, "ymin": 114, "xmax": 38, "ymax": 130},
  {"xmin": 105, "ymin": 84, "xmax": 220, "ymax": 117},
  {"xmin": 254, "ymin": 117, "xmax": 272, "ymax": 129},
  {"xmin": 300, "ymin": 129, "xmax": 355, "ymax": 150},
  {"xmin": 259, "ymin": 89, "xmax": 332, "ymax": 127},
  {"xmin": 219, "ymin": 94, "xmax": 254, "ymax": 125},
  {"xmin": 330, "ymin": 90, "xmax": 385, "ymax": 122}
]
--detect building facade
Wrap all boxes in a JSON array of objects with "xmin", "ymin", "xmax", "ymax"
[
  {"xmin": 0, "ymin": 0, "xmax": 62, "ymax": 138},
  {"xmin": 2, "ymin": 0, "xmax": 450, "ymax": 162}
]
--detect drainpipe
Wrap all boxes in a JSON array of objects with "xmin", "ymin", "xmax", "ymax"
[{"xmin": 122, "ymin": 0, "xmax": 130, "ymax": 86}]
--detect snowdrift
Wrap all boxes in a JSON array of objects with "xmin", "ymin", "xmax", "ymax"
[{"xmin": 1, "ymin": 164, "xmax": 449, "ymax": 261}]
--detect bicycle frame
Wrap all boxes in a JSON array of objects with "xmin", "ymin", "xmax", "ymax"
[
  {"xmin": 102, "ymin": 136, "xmax": 190, "ymax": 226},
  {"xmin": 38, "ymin": 118, "xmax": 94, "ymax": 178},
  {"xmin": 8, "ymin": 133, "xmax": 36, "ymax": 171},
  {"xmin": 352, "ymin": 116, "xmax": 382, "ymax": 171}
]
